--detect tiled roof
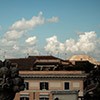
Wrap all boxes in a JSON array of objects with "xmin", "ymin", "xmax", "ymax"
[
  {"xmin": 28, "ymin": 55, "xmax": 61, "ymax": 60},
  {"xmin": 7, "ymin": 58, "xmax": 34, "ymax": 70},
  {"xmin": 6, "ymin": 55, "xmax": 96, "ymax": 72},
  {"xmin": 7, "ymin": 55, "xmax": 65, "ymax": 70}
]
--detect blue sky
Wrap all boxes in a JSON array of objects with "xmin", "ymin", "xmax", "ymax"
[{"xmin": 0, "ymin": 0, "xmax": 100, "ymax": 60}]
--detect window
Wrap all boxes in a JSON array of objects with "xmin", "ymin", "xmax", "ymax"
[
  {"xmin": 24, "ymin": 82, "xmax": 29, "ymax": 90},
  {"xmin": 39, "ymin": 97, "xmax": 49, "ymax": 100},
  {"xmin": 40, "ymin": 82, "xmax": 49, "ymax": 90},
  {"xmin": 54, "ymin": 97, "xmax": 59, "ymax": 100},
  {"xmin": 64, "ymin": 82, "xmax": 69, "ymax": 90},
  {"xmin": 20, "ymin": 97, "xmax": 29, "ymax": 100}
]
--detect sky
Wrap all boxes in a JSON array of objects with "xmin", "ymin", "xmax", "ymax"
[{"xmin": 0, "ymin": 0, "xmax": 100, "ymax": 61}]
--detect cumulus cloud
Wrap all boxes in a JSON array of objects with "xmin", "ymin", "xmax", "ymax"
[
  {"xmin": 4, "ymin": 30, "xmax": 24, "ymax": 40},
  {"xmin": 1, "ymin": 38, "xmax": 16, "ymax": 46},
  {"xmin": 13, "ymin": 45, "xmax": 19, "ymax": 50},
  {"xmin": 10, "ymin": 12, "xmax": 59, "ymax": 31},
  {"xmin": 25, "ymin": 36, "xmax": 37, "ymax": 45},
  {"xmin": 65, "ymin": 31, "xmax": 97, "ymax": 53},
  {"xmin": 47, "ymin": 16, "xmax": 59, "ymax": 23},
  {"xmin": 65, "ymin": 39, "xmax": 78, "ymax": 52},
  {"xmin": 0, "ymin": 12, "xmax": 59, "ymax": 59},
  {"xmin": 44, "ymin": 36, "xmax": 65, "ymax": 54},
  {"xmin": 2, "ymin": 11, "xmax": 59, "ymax": 47},
  {"xmin": 45, "ymin": 31, "xmax": 98, "ymax": 56},
  {"xmin": 10, "ymin": 12, "xmax": 45, "ymax": 31},
  {"xmin": 77, "ymin": 31, "xmax": 96, "ymax": 52}
]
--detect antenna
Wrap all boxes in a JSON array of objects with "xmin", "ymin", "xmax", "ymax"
[
  {"xmin": 27, "ymin": 52, "xmax": 29, "ymax": 57},
  {"xmin": 3, "ymin": 51, "xmax": 6, "ymax": 59},
  {"xmin": 64, "ymin": 53, "xmax": 67, "ymax": 60}
]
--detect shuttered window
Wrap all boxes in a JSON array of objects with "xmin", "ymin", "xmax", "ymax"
[
  {"xmin": 40, "ymin": 82, "xmax": 48, "ymax": 90},
  {"xmin": 64, "ymin": 82, "xmax": 69, "ymax": 90},
  {"xmin": 24, "ymin": 82, "xmax": 29, "ymax": 90}
]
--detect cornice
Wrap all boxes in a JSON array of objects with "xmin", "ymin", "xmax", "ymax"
[{"xmin": 20, "ymin": 74, "xmax": 86, "ymax": 79}]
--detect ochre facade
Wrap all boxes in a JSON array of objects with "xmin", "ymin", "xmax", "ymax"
[{"xmin": 14, "ymin": 71, "xmax": 86, "ymax": 100}]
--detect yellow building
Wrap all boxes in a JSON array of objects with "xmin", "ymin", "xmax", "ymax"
[{"xmin": 7, "ymin": 55, "xmax": 96, "ymax": 100}]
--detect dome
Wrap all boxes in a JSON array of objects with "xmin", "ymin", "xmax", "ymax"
[{"xmin": 69, "ymin": 54, "xmax": 99, "ymax": 65}]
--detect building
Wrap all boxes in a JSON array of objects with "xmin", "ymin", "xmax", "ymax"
[
  {"xmin": 69, "ymin": 54, "xmax": 100, "ymax": 65},
  {"xmin": 7, "ymin": 55, "xmax": 98, "ymax": 100}
]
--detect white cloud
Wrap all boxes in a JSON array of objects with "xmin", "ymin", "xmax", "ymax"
[
  {"xmin": 44, "ymin": 36, "xmax": 65, "ymax": 54},
  {"xmin": 10, "ymin": 12, "xmax": 45, "ymax": 31},
  {"xmin": 13, "ymin": 45, "xmax": 19, "ymax": 50},
  {"xmin": 0, "ymin": 12, "xmax": 60, "ymax": 59},
  {"xmin": 25, "ymin": 36, "xmax": 37, "ymax": 45},
  {"xmin": 65, "ymin": 31, "xmax": 96, "ymax": 53},
  {"xmin": 0, "ymin": 29, "xmax": 100, "ymax": 61},
  {"xmin": 10, "ymin": 12, "xmax": 59, "ymax": 32},
  {"xmin": 65, "ymin": 31, "xmax": 97, "ymax": 53},
  {"xmin": 44, "ymin": 31, "xmax": 98, "ymax": 56},
  {"xmin": 65, "ymin": 39, "xmax": 78, "ymax": 52},
  {"xmin": 4, "ymin": 30, "xmax": 24, "ymax": 40},
  {"xmin": 77, "ymin": 31, "xmax": 96, "ymax": 53},
  {"xmin": 1, "ymin": 38, "xmax": 16, "ymax": 46},
  {"xmin": 2, "ymin": 12, "xmax": 59, "ymax": 45},
  {"xmin": 47, "ymin": 16, "xmax": 59, "ymax": 23},
  {"xmin": 59, "ymin": 43, "xmax": 65, "ymax": 53}
]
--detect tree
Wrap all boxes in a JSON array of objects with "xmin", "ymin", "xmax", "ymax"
[{"xmin": 0, "ymin": 60, "xmax": 25, "ymax": 100}]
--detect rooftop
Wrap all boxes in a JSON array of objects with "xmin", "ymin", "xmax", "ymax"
[{"xmin": 69, "ymin": 54, "xmax": 100, "ymax": 65}]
